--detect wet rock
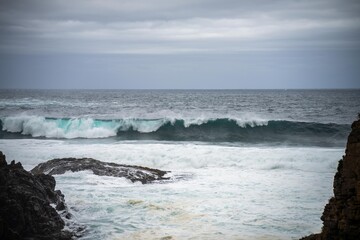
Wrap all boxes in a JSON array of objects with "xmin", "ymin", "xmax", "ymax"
[
  {"xmin": 301, "ymin": 119, "xmax": 360, "ymax": 240},
  {"xmin": 31, "ymin": 157, "xmax": 170, "ymax": 184},
  {"xmin": 0, "ymin": 151, "xmax": 75, "ymax": 240}
]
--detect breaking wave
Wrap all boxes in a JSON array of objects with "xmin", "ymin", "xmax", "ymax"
[{"xmin": 0, "ymin": 115, "xmax": 349, "ymax": 146}]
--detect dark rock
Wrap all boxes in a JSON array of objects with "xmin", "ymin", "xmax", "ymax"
[
  {"xmin": 31, "ymin": 157, "xmax": 170, "ymax": 184},
  {"xmin": 301, "ymin": 119, "xmax": 360, "ymax": 240},
  {"xmin": 0, "ymin": 152, "xmax": 76, "ymax": 240},
  {"xmin": 0, "ymin": 152, "xmax": 6, "ymax": 167},
  {"xmin": 300, "ymin": 234, "xmax": 320, "ymax": 240}
]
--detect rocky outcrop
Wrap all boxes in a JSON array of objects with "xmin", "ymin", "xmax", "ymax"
[
  {"xmin": 301, "ymin": 119, "xmax": 360, "ymax": 240},
  {"xmin": 31, "ymin": 158, "xmax": 170, "ymax": 184},
  {"xmin": 0, "ymin": 152, "xmax": 75, "ymax": 240},
  {"xmin": 0, "ymin": 154, "xmax": 168, "ymax": 239}
]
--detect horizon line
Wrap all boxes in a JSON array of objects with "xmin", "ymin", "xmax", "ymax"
[{"xmin": 0, "ymin": 88, "xmax": 359, "ymax": 91}]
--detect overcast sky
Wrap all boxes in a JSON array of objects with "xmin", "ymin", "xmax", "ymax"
[{"xmin": 0, "ymin": 0, "xmax": 359, "ymax": 89}]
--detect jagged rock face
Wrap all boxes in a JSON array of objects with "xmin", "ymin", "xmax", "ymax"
[
  {"xmin": 0, "ymin": 152, "xmax": 72, "ymax": 240},
  {"xmin": 301, "ymin": 119, "xmax": 360, "ymax": 240},
  {"xmin": 31, "ymin": 158, "xmax": 170, "ymax": 184}
]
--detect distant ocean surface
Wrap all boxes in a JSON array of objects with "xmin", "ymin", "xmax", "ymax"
[{"xmin": 1, "ymin": 89, "xmax": 359, "ymax": 239}]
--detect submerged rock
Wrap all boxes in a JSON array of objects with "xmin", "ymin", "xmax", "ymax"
[
  {"xmin": 31, "ymin": 158, "xmax": 170, "ymax": 184},
  {"xmin": 301, "ymin": 119, "xmax": 360, "ymax": 240},
  {"xmin": 0, "ymin": 151, "xmax": 77, "ymax": 240}
]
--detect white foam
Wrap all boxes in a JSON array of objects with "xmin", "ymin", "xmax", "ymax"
[
  {"xmin": 0, "ymin": 139, "xmax": 343, "ymax": 172},
  {"xmin": 182, "ymin": 117, "xmax": 212, "ymax": 127},
  {"xmin": 234, "ymin": 116, "xmax": 269, "ymax": 127},
  {"xmin": 118, "ymin": 118, "xmax": 167, "ymax": 133},
  {"xmin": 1, "ymin": 116, "xmax": 119, "ymax": 139}
]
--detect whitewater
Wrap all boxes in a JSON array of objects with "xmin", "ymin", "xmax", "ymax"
[{"xmin": 1, "ymin": 89, "xmax": 359, "ymax": 239}]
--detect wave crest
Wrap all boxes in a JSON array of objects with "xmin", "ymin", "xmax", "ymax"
[{"xmin": 0, "ymin": 115, "xmax": 349, "ymax": 146}]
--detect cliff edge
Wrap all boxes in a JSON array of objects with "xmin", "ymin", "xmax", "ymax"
[{"xmin": 302, "ymin": 119, "xmax": 360, "ymax": 240}]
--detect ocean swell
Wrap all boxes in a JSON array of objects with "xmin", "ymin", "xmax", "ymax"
[{"xmin": 0, "ymin": 116, "xmax": 350, "ymax": 146}]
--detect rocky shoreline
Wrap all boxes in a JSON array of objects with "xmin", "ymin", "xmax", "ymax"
[
  {"xmin": 301, "ymin": 119, "xmax": 360, "ymax": 240},
  {"xmin": 0, "ymin": 152, "xmax": 77, "ymax": 239},
  {"xmin": 0, "ymin": 154, "xmax": 171, "ymax": 239}
]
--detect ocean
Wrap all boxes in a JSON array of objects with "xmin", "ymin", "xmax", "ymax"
[{"xmin": 0, "ymin": 89, "xmax": 359, "ymax": 239}]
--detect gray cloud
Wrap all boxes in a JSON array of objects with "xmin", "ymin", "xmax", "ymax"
[
  {"xmin": 0, "ymin": 0, "xmax": 359, "ymax": 89},
  {"xmin": 1, "ymin": 0, "xmax": 359, "ymax": 54}
]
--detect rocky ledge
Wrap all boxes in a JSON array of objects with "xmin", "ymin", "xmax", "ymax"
[
  {"xmin": 301, "ymin": 119, "xmax": 360, "ymax": 240},
  {"xmin": 31, "ymin": 158, "xmax": 170, "ymax": 184},
  {"xmin": 0, "ymin": 152, "xmax": 77, "ymax": 240}
]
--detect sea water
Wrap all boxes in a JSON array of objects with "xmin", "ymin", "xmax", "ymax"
[{"xmin": 0, "ymin": 89, "xmax": 359, "ymax": 239}]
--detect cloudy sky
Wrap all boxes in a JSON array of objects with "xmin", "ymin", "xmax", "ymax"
[{"xmin": 0, "ymin": 0, "xmax": 359, "ymax": 89}]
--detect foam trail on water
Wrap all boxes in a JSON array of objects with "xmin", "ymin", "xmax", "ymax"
[{"xmin": 0, "ymin": 139, "xmax": 344, "ymax": 172}]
